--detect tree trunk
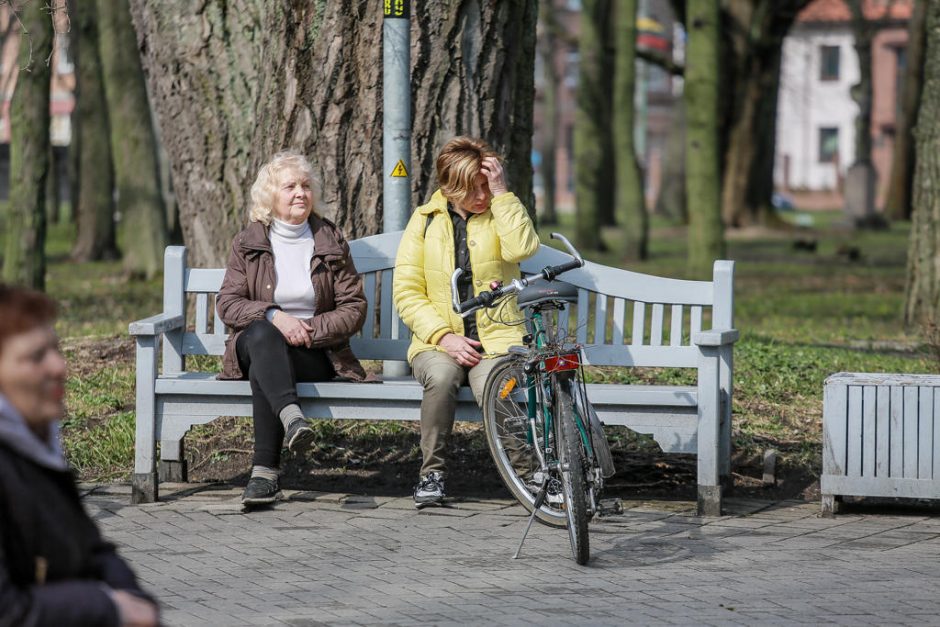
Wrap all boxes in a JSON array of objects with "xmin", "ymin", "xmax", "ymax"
[
  {"xmin": 97, "ymin": 0, "xmax": 166, "ymax": 279},
  {"xmin": 848, "ymin": 1, "xmax": 874, "ymax": 165},
  {"xmin": 538, "ymin": 0, "xmax": 560, "ymax": 226},
  {"xmin": 654, "ymin": 104, "xmax": 687, "ymax": 222},
  {"xmin": 575, "ymin": 0, "xmax": 613, "ymax": 251},
  {"xmin": 685, "ymin": 0, "xmax": 725, "ymax": 274},
  {"xmin": 129, "ymin": 1, "xmax": 537, "ymax": 268},
  {"xmin": 904, "ymin": 2, "xmax": 940, "ymax": 327},
  {"xmin": 886, "ymin": 0, "xmax": 927, "ymax": 221},
  {"xmin": 719, "ymin": 0, "xmax": 809, "ymax": 228},
  {"xmin": 71, "ymin": 0, "xmax": 118, "ymax": 262},
  {"xmin": 3, "ymin": 1, "xmax": 53, "ymax": 289},
  {"xmin": 613, "ymin": 0, "xmax": 647, "ymax": 260}
]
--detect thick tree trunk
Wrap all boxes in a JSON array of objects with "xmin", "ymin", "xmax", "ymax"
[
  {"xmin": 719, "ymin": 0, "xmax": 809, "ymax": 228},
  {"xmin": 886, "ymin": 0, "xmax": 927, "ymax": 221},
  {"xmin": 848, "ymin": 1, "xmax": 874, "ymax": 165},
  {"xmin": 3, "ymin": 1, "xmax": 52, "ymax": 289},
  {"xmin": 685, "ymin": 0, "xmax": 725, "ymax": 274},
  {"xmin": 613, "ymin": 0, "xmax": 647, "ymax": 260},
  {"xmin": 97, "ymin": 0, "xmax": 166, "ymax": 279},
  {"xmin": 904, "ymin": 2, "xmax": 940, "ymax": 327},
  {"xmin": 129, "ymin": 1, "xmax": 537, "ymax": 268},
  {"xmin": 538, "ymin": 0, "xmax": 560, "ymax": 226},
  {"xmin": 71, "ymin": 0, "xmax": 118, "ymax": 262},
  {"xmin": 574, "ymin": 0, "xmax": 613, "ymax": 251}
]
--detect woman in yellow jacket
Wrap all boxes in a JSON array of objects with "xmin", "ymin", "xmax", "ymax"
[{"xmin": 394, "ymin": 136, "xmax": 539, "ymax": 508}]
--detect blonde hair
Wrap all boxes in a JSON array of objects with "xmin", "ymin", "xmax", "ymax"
[
  {"xmin": 436, "ymin": 136, "xmax": 499, "ymax": 206},
  {"xmin": 249, "ymin": 151, "xmax": 321, "ymax": 224}
]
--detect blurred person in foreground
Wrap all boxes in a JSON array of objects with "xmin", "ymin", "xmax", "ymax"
[
  {"xmin": 217, "ymin": 151, "xmax": 373, "ymax": 507},
  {"xmin": 0, "ymin": 284, "xmax": 159, "ymax": 626},
  {"xmin": 393, "ymin": 136, "xmax": 539, "ymax": 508}
]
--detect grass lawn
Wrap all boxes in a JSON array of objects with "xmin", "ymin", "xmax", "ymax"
[{"xmin": 48, "ymin": 211, "xmax": 937, "ymax": 499}]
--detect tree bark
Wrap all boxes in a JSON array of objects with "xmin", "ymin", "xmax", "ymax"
[
  {"xmin": 129, "ymin": 0, "xmax": 537, "ymax": 268},
  {"xmin": 3, "ymin": 0, "xmax": 53, "ymax": 289},
  {"xmin": 886, "ymin": 0, "xmax": 927, "ymax": 221},
  {"xmin": 613, "ymin": 0, "xmax": 647, "ymax": 260},
  {"xmin": 719, "ymin": 0, "xmax": 810, "ymax": 228},
  {"xmin": 904, "ymin": 1, "xmax": 940, "ymax": 327},
  {"xmin": 71, "ymin": 0, "xmax": 118, "ymax": 262},
  {"xmin": 685, "ymin": 0, "xmax": 725, "ymax": 274},
  {"xmin": 574, "ymin": 0, "xmax": 613, "ymax": 251},
  {"xmin": 97, "ymin": 0, "xmax": 166, "ymax": 279}
]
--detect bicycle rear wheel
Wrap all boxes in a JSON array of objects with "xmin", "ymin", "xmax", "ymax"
[
  {"xmin": 482, "ymin": 357, "xmax": 567, "ymax": 528},
  {"xmin": 555, "ymin": 374, "xmax": 591, "ymax": 565}
]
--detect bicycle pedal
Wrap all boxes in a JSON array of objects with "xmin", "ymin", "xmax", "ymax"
[{"xmin": 596, "ymin": 498, "xmax": 623, "ymax": 517}]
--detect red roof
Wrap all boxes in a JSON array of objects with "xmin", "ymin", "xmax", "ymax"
[{"xmin": 797, "ymin": 0, "xmax": 913, "ymax": 22}]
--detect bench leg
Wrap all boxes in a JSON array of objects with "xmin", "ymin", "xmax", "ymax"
[
  {"xmin": 159, "ymin": 439, "xmax": 188, "ymax": 483},
  {"xmin": 132, "ymin": 336, "xmax": 159, "ymax": 504},
  {"xmin": 698, "ymin": 485, "xmax": 722, "ymax": 517},
  {"xmin": 821, "ymin": 494, "xmax": 841, "ymax": 517},
  {"xmin": 697, "ymin": 346, "xmax": 722, "ymax": 516},
  {"xmin": 718, "ymin": 345, "xmax": 734, "ymax": 489}
]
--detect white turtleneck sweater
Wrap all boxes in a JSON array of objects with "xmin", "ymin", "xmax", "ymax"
[{"xmin": 266, "ymin": 218, "xmax": 316, "ymax": 320}]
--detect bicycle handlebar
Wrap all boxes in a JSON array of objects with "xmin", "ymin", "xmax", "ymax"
[{"xmin": 451, "ymin": 232, "xmax": 585, "ymax": 317}]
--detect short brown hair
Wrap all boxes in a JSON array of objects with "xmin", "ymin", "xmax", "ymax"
[
  {"xmin": 0, "ymin": 284, "xmax": 57, "ymax": 355},
  {"xmin": 436, "ymin": 136, "xmax": 499, "ymax": 206}
]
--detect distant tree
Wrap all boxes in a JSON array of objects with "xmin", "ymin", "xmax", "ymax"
[
  {"xmin": 904, "ymin": 0, "xmax": 940, "ymax": 327},
  {"xmin": 96, "ymin": 0, "xmax": 166, "ymax": 279},
  {"xmin": 129, "ymin": 1, "xmax": 538, "ymax": 267},
  {"xmin": 71, "ymin": 0, "xmax": 118, "ymax": 262},
  {"xmin": 719, "ymin": 0, "xmax": 811, "ymax": 228},
  {"xmin": 685, "ymin": 0, "xmax": 724, "ymax": 273},
  {"xmin": 885, "ymin": 0, "xmax": 927, "ymax": 221},
  {"xmin": 538, "ymin": 0, "xmax": 562, "ymax": 226},
  {"xmin": 574, "ymin": 0, "xmax": 613, "ymax": 251},
  {"xmin": 3, "ymin": 0, "xmax": 54, "ymax": 289},
  {"xmin": 613, "ymin": 0, "xmax": 647, "ymax": 260}
]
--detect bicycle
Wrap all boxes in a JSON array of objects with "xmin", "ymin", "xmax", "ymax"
[{"xmin": 450, "ymin": 233, "xmax": 615, "ymax": 565}]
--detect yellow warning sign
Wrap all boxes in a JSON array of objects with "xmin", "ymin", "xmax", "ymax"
[{"xmin": 391, "ymin": 160, "xmax": 409, "ymax": 177}]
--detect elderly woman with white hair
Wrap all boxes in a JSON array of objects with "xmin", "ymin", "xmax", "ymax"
[{"xmin": 217, "ymin": 151, "xmax": 372, "ymax": 507}]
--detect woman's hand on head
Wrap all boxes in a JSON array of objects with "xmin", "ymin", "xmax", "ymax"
[
  {"xmin": 438, "ymin": 333, "xmax": 482, "ymax": 367},
  {"xmin": 480, "ymin": 157, "xmax": 508, "ymax": 197},
  {"xmin": 271, "ymin": 311, "xmax": 313, "ymax": 348}
]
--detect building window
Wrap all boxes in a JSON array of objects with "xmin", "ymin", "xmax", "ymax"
[
  {"xmin": 819, "ymin": 127, "xmax": 839, "ymax": 163},
  {"xmin": 564, "ymin": 51, "xmax": 579, "ymax": 88},
  {"xmin": 820, "ymin": 45, "xmax": 840, "ymax": 81}
]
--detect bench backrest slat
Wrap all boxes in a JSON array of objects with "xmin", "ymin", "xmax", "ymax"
[{"xmin": 161, "ymin": 233, "xmax": 734, "ymax": 370}]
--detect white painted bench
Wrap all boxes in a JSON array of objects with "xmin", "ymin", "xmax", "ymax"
[
  {"xmin": 129, "ymin": 232, "xmax": 738, "ymax": 514},
  {"xmin": 822, "ymin": 372, "xmax": 940, "ymax": 515}
]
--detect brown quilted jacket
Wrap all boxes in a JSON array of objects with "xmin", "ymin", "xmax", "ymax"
[{"xmin": 216, "ymin": 215, "xmax": 370, "ymax": 381}]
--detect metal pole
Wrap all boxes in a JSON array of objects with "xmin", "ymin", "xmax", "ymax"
[{"xmin": 383, "ymin": 0, "xmax": 411, "ymax": 377}]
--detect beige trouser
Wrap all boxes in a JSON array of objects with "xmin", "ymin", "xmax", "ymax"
[{"xmin": 412, "ymin": 350, "xmax": 504, "ymax": 478}]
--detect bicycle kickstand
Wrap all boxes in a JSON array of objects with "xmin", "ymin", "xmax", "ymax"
[{"xmin": 513, "ymin": 479, "xmax": 549, "ymax": 559}]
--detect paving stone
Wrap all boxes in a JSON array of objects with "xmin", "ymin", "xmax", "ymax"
[{"xmin": 81, "ymin": 488, "xmax": 940, "ymax": 626}]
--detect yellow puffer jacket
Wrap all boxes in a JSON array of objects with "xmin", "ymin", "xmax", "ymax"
[{"xmin": 394, "ymin": 190, "xmax": 540, "ymax": 364}]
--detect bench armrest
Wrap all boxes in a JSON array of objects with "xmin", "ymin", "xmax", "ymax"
[
  {"xmin": 692, "ymin": 328, "xmax": 739, "ymax": 347},
  {"xmin": 129, "ymin": 313, "xmax": 185, "ymax": 337}
]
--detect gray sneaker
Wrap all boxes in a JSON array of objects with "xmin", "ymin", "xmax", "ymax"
[
  {"xmin": 285, "ymin": 419, "xmax": 316, "ymax": 454},
  {"xmin": 414, "ymin": 471, "xmax": 445, "ymax": 508}
]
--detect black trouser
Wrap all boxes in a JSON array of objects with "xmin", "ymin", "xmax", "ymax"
[{"xmin": 235, "ymin": 319, "xmax": 335, "ymax": 468}]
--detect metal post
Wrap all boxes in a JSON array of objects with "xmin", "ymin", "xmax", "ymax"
[{"xmin": 383, "ymin": 0, "xmax": 411, "ymax": 377}]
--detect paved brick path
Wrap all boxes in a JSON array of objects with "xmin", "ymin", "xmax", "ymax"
[{"xmin": 82, "ymin": 484, "xmax": 940, "ymax": 626}]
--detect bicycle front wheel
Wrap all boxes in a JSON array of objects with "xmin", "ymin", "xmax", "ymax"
[
  {"xmin": 482, "ymin": 357, "xmax": 567, "ymax": 528},
  {"xmin": 555, "ymin": 374, "xmax": 591, "ymax": 565}
]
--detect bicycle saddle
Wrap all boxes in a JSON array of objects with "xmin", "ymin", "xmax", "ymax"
[{"xmin": 517, "ymin": 280, "xmax": 578, "ymax": 307}]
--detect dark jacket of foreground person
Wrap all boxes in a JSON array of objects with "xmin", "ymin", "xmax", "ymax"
[
  {"xmin": 216, "ymin": 214, "xmax": 371, "ymax": 381},
  {"xmin": 0, "ymin": 398, "xmax": 153, "ymax": 626}
]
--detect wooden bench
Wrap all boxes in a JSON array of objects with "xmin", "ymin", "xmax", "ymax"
[{"xmin": 129, "ymin": 232, "xmax": 738, "ymax": 514}]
